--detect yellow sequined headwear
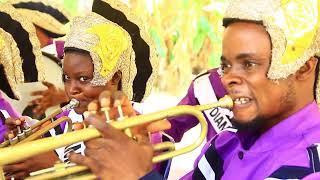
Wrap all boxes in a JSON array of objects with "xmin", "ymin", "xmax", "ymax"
[
  {"xmin": 223, "ymin": 0, "xmax": 320, "ymax": 103},
  {"xmin": 64, "ymin": 0, "xmax": 158, "ymax": 102},
  {"xmin": 0, "ymin": 4, "xmax": 43, "ymax": 100},
  {"xmin": 8, "ymin": 0, "xmax": 71, "ymax": 38}
]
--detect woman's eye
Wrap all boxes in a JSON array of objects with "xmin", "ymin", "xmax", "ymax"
[
  {"xmin": 79, "ymin": 77, "xmax": 89, "ymax": 82},
  {"xmin": 63, "ymin": 74, "xmax": 70, "ymax": 81}
]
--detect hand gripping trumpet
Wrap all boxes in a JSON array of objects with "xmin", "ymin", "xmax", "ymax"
[
  {"xmin": 0, "ymin": 95, "xmax": 233, "ymax": 180},
  {"xmin": 0, "ymin": 99, "xmax": 79, "ymax": 147}
]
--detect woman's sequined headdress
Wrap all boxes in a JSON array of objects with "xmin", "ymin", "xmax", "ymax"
[
  {"xmin": 223, "ymin": 0, "xmax": 320, "ymax": 103},
  {"xmin": 65, "ymin": 12, "xmax": 136, "ymax": 99},
  {"xmin": 64, "ymin": 0, "xmax": 158, "ymax": 102}
]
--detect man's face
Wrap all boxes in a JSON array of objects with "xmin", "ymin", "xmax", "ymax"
[{"xmin": 221, "ymin": 22, "xmax": 296, "ymax": 130}]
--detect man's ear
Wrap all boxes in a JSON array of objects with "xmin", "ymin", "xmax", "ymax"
[
  {"xmin": 296, "ymin": 57, "xmax": 318, "ymax": 81},
  {"xmin": 111, "ymin": 71, "xmax": 122, "ymax": 85}
]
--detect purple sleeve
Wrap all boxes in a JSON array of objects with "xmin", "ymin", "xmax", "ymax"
[
  {"xmin": 164, "ymin": 81, "xmax": 200, "ymax": 142},
  {"xmin": 0, "ymin": 97, "xmax": 21, "ymax": 142},
  {"xmin": 55, "ymin": 40, "xmax": 65, "ymax": 59}
]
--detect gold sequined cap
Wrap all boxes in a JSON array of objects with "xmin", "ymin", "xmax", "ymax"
[
  {"xmin": 0, "ymin": 4, "xmax": 43, "ymax": 100},
  {"xmin": 224, "ymin": 0, "xmax": 320, "ymax": 103},
  {"xmin": 9, "ymin": 0, "xmax": 71, "ymax": 38}
]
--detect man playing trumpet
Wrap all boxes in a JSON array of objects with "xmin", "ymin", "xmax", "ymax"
[{"xmin": 69, "ymin": 0, "xmax": 320, "ymax": 179}]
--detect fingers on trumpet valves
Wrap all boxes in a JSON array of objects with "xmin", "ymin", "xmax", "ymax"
[
  {"xmin": 83, "ymin": 100, "xmax": 99, "ymax": 118},
  {"xmin": 17, "ymin": 129, "xmax": 26, "ymax": 141},
  {"xmin": 5, "ymin": 117, "xmax": 29, "ymax": 135},
  {"xmin": 88, "ymin": 100, "xmax": 99, "ymax": 112},
  {"xmin": 8, "ymin": 132, "xmax": 18, "ymax": 145},
  {"xmin": 112, "ymin": 91, "xmax": 134, "ymax": 137},
  {"xmin": 14, "ymin": 117, "xmax": 31, "ymax": 140},
  {"xmin": 99, "ymin": 91, "xmax": 111, "ymax": 107},
  {"xmin": 112, "ymin": 91, "xmax": 126, "ymax": 119},
  {"xmin": 84, "ymin": 90, "xmax": 130, "ymax": 127},
  {"xmin": 84, "ymin": 100, "xmax": 107, "ymax": 128},
  {"xmin": 101, "ymin": 107, "xmax": 111, "ymax": 123},
  {"xmin": 99, "ymin": 91, "xmax": 112, "ymax": 122},
  {"xmin": 22, "ymin": 122, "xmax": 32, "ymax": 136},
  {"xmin": 112, "ymin": 91, "xmax": 124, "ymax": 107}
]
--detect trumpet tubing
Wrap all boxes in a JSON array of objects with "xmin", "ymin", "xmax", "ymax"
[
  {"xmin": 31, "ymin": 98, "xmax": 79, "ymax": 130},
  {"xmin": 0, "ymin": 99, "xmax": 79, "ymax": 148},
  {"xmin": 0, "ymin": 95, "xmax": 233, "ymax": 179},
  {"xmin": 0, "ymin": 105, "xmax": 208, "ymax": 165}
]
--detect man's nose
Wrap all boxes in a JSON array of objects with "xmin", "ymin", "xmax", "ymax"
[{"xmin": 221, "ymin": 68, "xmax": 243, "ymax": 88}]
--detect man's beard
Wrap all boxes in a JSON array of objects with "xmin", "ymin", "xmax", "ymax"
[
  {"xmin": 231, "ymin": 116, "xmax": 265, "ymax": 133},
  {"xmin": 231, "ymin": 80, "xmax": 296, "ymax": 133}
]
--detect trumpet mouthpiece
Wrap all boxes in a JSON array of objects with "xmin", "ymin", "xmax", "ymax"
[
  {"xmin": 69, "ymin": 99, "xmax": 80, "ymax": 108},
  {"xmin": 62, "ymin": 99, "xmax": 80, "ymax": 111}
]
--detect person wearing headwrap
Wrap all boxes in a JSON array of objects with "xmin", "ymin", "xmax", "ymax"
[
  {"xmin": 49, "ymin": 10, "xmax": 156, "ymax": 162},
  {"xmin": 67, "ymin": 0, "xmax": 320, "ymax": 179},
  {"xmin": 0, "ymin": 4, "xmax": 43, "ymax": 143},
  {"xmin": 3, "ymin": 0, "xmax": 161, "ymax": 178},
  {"xmin": 0, "ymin": 5, "xmax": 61, "ymax": 179},
  {"xmin": 50, "ymin": 0, "xmax": 157, "ymax": 158},
  {"xmin": 9, "ymin": 0, "xmax": 70, "ymax": 50},
  {"xmin": 6, "ymin": 0, "xmax": 72, "ymax": 118}
]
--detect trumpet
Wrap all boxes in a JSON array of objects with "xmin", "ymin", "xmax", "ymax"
[
  {"xmin": 0, "ymin": 95, "xmax": 233, "ymax": 180},
  {"xmin": 0, "ymin": 99, "xmax": 79, "ymax": 147}
]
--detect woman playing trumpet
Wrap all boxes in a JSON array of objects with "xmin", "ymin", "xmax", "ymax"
[{"xmin": 4, "ymin": 0, "xmax": 166, "ymax": 178}]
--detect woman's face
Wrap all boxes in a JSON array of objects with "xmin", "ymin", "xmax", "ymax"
[{"xmin": 63, "ymin": 52, "xmax": 120, "ymax": 114}]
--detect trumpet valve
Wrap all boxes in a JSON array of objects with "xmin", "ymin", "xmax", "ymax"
[
  {"xmin": 17, "ymin": 132, "xmax": 26, "ymax": 140},
  {"xmin": 16, "ymin": 125, "xmax": 26, "ymax": 140},
  {"xmin": 8, "ymin": 133, "xmax": 18, "ymax": 145},
  {"xmin": 114, "ymin": 104, "xmax": 133, "ymax": 137},
  {"xmin": 100, "ymin": 107, "xmax": 111, "ymax": 123},
  {"xmin": 116, "ymin": 105, "xmax": 124, "ymax": 119},
  {"xmin": 23, "ymin": 128, "xmax": 32, "ymax": 136},
  {"xmin": 23, "ymin": 124, "xmax": 32, "ymax": 136}
]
